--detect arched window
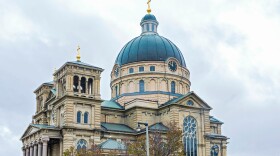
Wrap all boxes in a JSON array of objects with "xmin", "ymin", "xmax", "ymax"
[
  {"xmin": 139, "ymin": 80, "xmax": 145, "ymax": 93},
  {"xmin": 73, "ymin": 76, "xmax": 79, "ymax": 92},
  {"xmin": 171, "ymin": 81, "xmax": 176, "ymax": 94},
  {"xmin": 129, "ymin": 68, "xmax": 134, "ymax": 73},
  {"xmin": 183, "ymin": 116, "xmax": 197, "ymax": 156},
  {"xmin": 77, "ymin": 111, "xmax": 82, "ymax": 123},
  {"xmin": 84, "ymin": 112, "xmax": 89, "ymax": 124},
  {"xmin": 81, "ymin": 77, "xmax": 86, "ymax": 93},
  {"xmin": 77, "ymin": 139, "xmax": 87, "ymax": 150},
  {"xmin": 115, "ymin": 86, "xmax": 118, "ymax": 97},
  {"xmin": 211, "ymin": 145, "xmax": 219, "ymax": 156},
  {"xmin": 128, "ymin": 81, "xmax": 134, "ymax": 93}
]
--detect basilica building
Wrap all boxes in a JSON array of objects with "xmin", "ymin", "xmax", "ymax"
[{"xmin": 21, "ymin": 4, "xmax": 229, "ymax": 156}]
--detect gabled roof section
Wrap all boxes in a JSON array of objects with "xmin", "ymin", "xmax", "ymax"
[
  {"xmin": 67, "ymin": 61, "xmax": 104, "ymax": 71},
  {"xmin": 149, "ymin": 122, "xmax": 169, "ymax": 131},
  {"xmin": 210, "ymin": 116, "xmax": 224, "ymax": 124},
  {"xmin": 34, "ymin": 81, "xmax": 54, "ymax": 93},
  {"xmin": 160, "ymin": 91, "xmax": 212, "ymax": 110},
  {"xmin": 21, "ymin": 124, "xmax": 57, "ymax": 140},
  {"xmin": 205, "ymin": 133, "xmax": 228, "ymax": 140},
  {"xmin": 44, "ymin": 81, "xmax": 54, "ymax": 85},
  {"xmin": 161, "ymin": 92, "xmax": 192, "ymax": 106},
  {"xmin": 31, "ymin": 124, "xmax": 56, "ymax": 129},
  {"xmin": 54, "ymin": 61, "xmax": 104, "ymax": 76},
  {"xmin": 101, "ymin": 100, "xmax": 124, "ymax": 110},
  {"xmin": 137, "ymin": 122, "xmax": 169, "ymax": 133},
  {"xmin": 99, "ymin": 139, "xmax": 126, "ymax": 150},
  {"xmin": 101, "ymin": 122, "xmax": 135, "ymax": 133}
]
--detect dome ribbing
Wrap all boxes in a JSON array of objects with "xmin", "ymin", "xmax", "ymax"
[
  {"xmin": 115, "ymin": 34, "xmax": 186, "ymax": 67},
  {"xmin": 114, "ymin": 14, "xmax": 186, "ymax": 67}
]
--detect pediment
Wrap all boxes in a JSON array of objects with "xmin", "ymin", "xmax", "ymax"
[
  {"xmin": 21, "ymin": 125, "xmax": 40, "ymax": 139},
  {"xmin": 178, "ymin": 92, "xmax": 212, "ymax": 109},
  {"xmin": 161, "ymin": 91, "xmax": 212, "ymax": 110}
]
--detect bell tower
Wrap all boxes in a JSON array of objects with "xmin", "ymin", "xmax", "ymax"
[
  {"xmin": 49, "ymin": 47, "xmax": 104, "ymax": 132},
  {"xmin": 53, "ymin": 46, "xmax": 103, "ymax": 99},
  {"xmin": 44, "ymin": 47, "xmax": 105, "ymax": 150}
]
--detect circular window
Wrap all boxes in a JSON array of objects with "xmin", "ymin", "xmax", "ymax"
[{"xmin": 187, "ymin": 100, "xmax": 194, "ymax": 106}]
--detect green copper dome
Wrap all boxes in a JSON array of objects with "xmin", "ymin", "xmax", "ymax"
[
  {"xmin": 115, "ymin": 34, "xmax": 186, "ymax": 67},
  {"xmin": 115, "ymin": 14, "xmax": 186, "ymax": 67},
  {"xmin": 141, "ymin": 14, "xmax": 157, "ymax": 22}
]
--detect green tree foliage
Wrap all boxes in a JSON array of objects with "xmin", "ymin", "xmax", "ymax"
[
  {"xmin": 63, "ymin": 144, "xmax": 102, "ymax": 156},
  {"xmin": 128, "ymin": 135, "xmax": 146, "ymax": 156},
  {"xmin": 128, "ymin": 121, "xmax": 184, "ymax": 156}
]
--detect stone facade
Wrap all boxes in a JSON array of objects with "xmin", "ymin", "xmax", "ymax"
[{"xmin": 21, "ymin": 11, "xmax": 229, "ymax": 156}]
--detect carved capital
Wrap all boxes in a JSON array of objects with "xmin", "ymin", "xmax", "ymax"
[{"xmin": 42, "ymin": 137, "xmax": 49, "ymax": 143}]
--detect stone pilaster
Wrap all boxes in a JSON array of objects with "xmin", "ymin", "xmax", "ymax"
[
  {"xmin": 64, "ymin": 101, "xmax": 74, "ymax": 127},
  {"xmin": 63, "ymin": 129, "xmax": 74, "ymax": 152}
]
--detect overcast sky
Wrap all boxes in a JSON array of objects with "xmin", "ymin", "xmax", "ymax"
[{"xmin": 0, "ymin": 0, "xmax": 280, "ymax": 155}]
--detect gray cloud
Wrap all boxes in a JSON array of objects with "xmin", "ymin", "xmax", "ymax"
[{"xmin": 0, "ymin": 0, "xmax": 280, "ymax": 155}]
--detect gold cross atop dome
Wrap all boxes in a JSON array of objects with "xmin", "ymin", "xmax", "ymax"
[
  {"xmin": 147, "ymin": 0, "xmax": 152, "ymax": 14},
  {"xmin": 76, "ymin": 45, "xmax": 81, "ymax": 62}
]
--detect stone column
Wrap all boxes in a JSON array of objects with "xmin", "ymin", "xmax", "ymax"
[
  {"xmin": 26, "ymin": 148, "xmax": 29, "ymax": 156},
  {"xmin": 22, "ymin": 148, "xmax": 26, "ymax": 156},
  {"xmin": 59, "ymin": 140, "xmax": 63, "ymax": 156},
  {"xmin": 78, "ymin": 80, "xmax": 81, "ymax": 93},
  {"xmin": 94, "ymin": 77, "xmax": 100, "ymax": 98},
  {"xmin": 91, "ymin": 77, "xmax": 95, "ymax": 95},
  {"xmin": 85, "ymin": 80, "xmax": 88, "ymax": 94},
  {"xmin": 42, "ymin": 138, "xmax": 49, "ymax": 156},
  {"xmin": 38, "ymin": 143, "xmax": 42, "ymax": 156},
  {"xmin": 47, "ymin": 147, "xmax": 51, "ymax": 156},
  {"xmin": 29, "ymin": 145, "xmax": 33, "ymax": 156},
  {"xmin": 33, "ymin": 144, "xmax": 38, "ymax": 156},
  {"xmin": 97, "ymin": 78, "xmax": 100, "ymax": 96},
  {"xmin": 94, "ymin": 77, "xmax": 98, "ymax": 96}
]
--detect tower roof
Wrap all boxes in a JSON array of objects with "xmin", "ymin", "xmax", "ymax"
[{"xmin": 141, "ymin": 14, "xmax": 157, "ymax": 22}]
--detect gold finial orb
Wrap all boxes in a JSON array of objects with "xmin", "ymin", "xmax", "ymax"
[
  {"xmin": 147, "ymin": 0, "xmax": 152, "ymax": 14},
  {"xmin": 76, "ymin": 45, "xmax": 81, "ymax": 62}
]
